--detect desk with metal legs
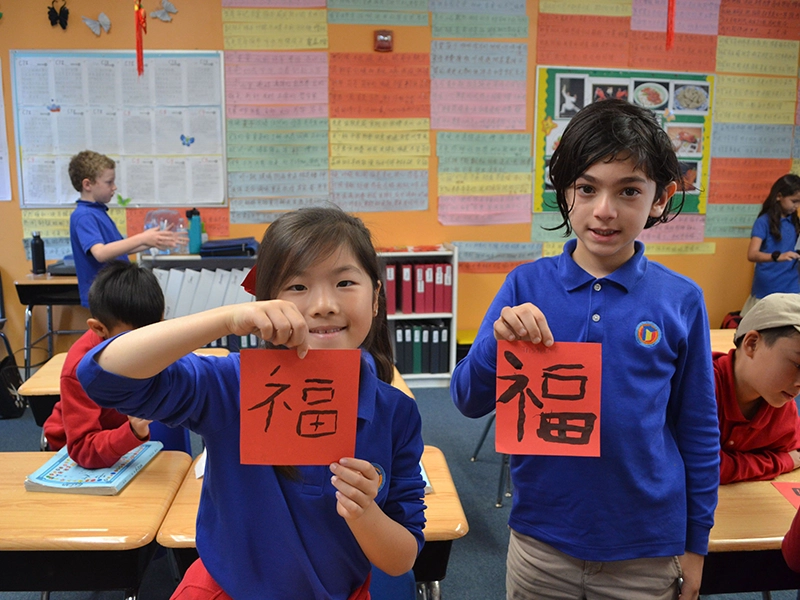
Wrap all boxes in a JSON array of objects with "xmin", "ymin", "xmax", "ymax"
[
  {"xmin": 0, "ymin": 451, "xmax": 190, "ymax": 599},
  {"xmin": 14, "ymin": 275, "xmax": 82, "ymax": 378}
]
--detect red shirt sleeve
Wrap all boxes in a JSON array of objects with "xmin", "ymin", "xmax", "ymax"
[{"xmin": 60, "ymin": 332, "xmax": 148, "ymax": 468}]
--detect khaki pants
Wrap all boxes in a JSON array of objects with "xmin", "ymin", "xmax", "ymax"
[{"xmin": 506, "ymin": 529, "xmax": 682, "ymax": 600}]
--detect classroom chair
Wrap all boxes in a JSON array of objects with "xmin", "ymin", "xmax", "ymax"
[{"xmin": 470, "ymin": 412, "xmax": 512, "ymax": 507}]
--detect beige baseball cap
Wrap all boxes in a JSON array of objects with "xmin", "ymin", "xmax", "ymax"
[{"xmin": 735, "ymin": 293, "xmax": 800, "ymax": 342}]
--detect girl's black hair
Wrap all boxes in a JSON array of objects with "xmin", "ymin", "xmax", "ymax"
[
  {"xmin": 756, "ymin": 174, "xmax": 800, "ymax": 241},
  {"xmin": 547, "ymin": 99, "xmax": 685, "ymax": 236},
  {"xmin": 254, "ymin": 206, "xmax": 394, "ymax": 384}
]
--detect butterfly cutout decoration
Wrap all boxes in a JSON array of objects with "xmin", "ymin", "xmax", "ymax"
[
  {"xmin": 47, "ymin": 0, "xmax": 69, "ymax": 30},
  {"xmin": 151, "ymin": 0, "xmax": 178, "ymax": 22},
  {"xmin": 82, "ymin": 12, "xmax": 111, "ymax": 36},
  {"xmin": 180, "ymin": 134, "xmax": 195, "ymax": 147}
]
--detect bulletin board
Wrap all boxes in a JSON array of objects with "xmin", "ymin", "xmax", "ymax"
[
  {"xmin": 11, "ymin": 50, "xmax": 226, "ymax": 208},
  {"xmin": 534, "ymin": 66, "xmax": 715, "ymax": 219}
]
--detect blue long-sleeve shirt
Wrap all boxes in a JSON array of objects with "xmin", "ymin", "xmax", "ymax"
[
  {"xmin": 452, "ymin": 239, "xmax": 720, "ymax": 560},
  {"xmin": 78, "ymin": 346, "xmax": 425, "ymax": 600}
]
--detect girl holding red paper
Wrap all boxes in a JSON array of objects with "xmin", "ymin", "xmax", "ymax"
[{"xmin": 77, "ymin": 207, "xmax": 425, "ymax": 600}]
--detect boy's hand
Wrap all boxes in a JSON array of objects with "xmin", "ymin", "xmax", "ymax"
[
  {"xmin": 227, "ymin": 300, "xmax": 310, "ymax": 358},
  {"xmin": 790, "ymin": 450, "xmax": 800, "ymax": 470},
  {"xmin": 329, "ymin": 457, "xmax": 380, "ymax": 521},
  {"xmin": 142, "ymin": 226, "xmax": 187, "ymax": 250},
  {"xmin": 678, "ymin": 551, "xmax": 703, "ymax": 600},
  {"xmin": 128, "ymin": 416, "xmax": 152, "ymax": 440},
  {"xmin": 494, "ymin": 303, "xmax": 554, "ymax": 346}
]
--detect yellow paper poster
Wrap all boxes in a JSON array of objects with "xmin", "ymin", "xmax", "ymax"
[
  {"xmin": 716, "ymin": 37, "xmax": 799, "ymax": 77},
  {"xmin": 538, "ymin": 0, "xmax": 631, "ymax": 17},
  {"xmin": 329, "ymin": 118, "xmax": 430, "ymax": 132},
  {"xmin": 329, "ymin": 156, "xmax": 429, "ymax": 170},
  {"xmin": 644, "ymin": 243, "xmax": 716, "ymax": 256}
]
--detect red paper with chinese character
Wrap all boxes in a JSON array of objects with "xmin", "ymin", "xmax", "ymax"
[
  {"xmin": 496, "ymin": 341, "xmax": 601, "ymax": 457},
  {"xmin": 771, "ymin": 481, "xmax": 800, "ymax": 510},
  {"xmin": 240, "ymin": 349, "xmax": 361, "ymax": 465}
]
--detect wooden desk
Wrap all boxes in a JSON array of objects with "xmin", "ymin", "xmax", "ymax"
[
  {"xmin": 18, "ymin": 348, "xmax": 230, "ymax": 427},
  {"xmin": 14, "ymin": 275, "xmax": 82, "ymax": 379},
  {"xmin": 158, "ymin": 445, "xmax": 469, "ymax": 593},
  {"xmin": 18, "ymin": 352, "xmax": 67, "ymax": 427},
  {"xmin": 710, "ymin": 328, "xmax": 736, "ymax": 354},
  {"xmin": 701, "ymin": 471, "xmax": 800, "ymax": 594},
  {"xmin": 0, "ymin": 451, "xmax": 190, "ymax": 597}
]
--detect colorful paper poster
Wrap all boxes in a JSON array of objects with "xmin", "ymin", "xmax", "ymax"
[
  {"xmin": 222, "ymin": 9, "xmax": 328, "ymax": 50},
  {"xmin": 631, "ymin": 0, "xmax": 721, "ymax": 35},
  {"xmin": 717, "ymin": 0, "xmax": 800, "ymax": 41},
  {"xmin": 240, "ymin": 349, "xmax": 361, "ymax": 466},
  {"xmin": 536, "ymin": 14, "xmax": 630, "ymax": 68},
  {"xmin": 715, "ymin": 37, "xmax": 799, "ymax": 78},
  {"xmin": 496, "ymin": 341, "xmax": 602, "ymax": 457}
]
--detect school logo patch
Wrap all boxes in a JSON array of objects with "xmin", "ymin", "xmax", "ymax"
[
  {"xmin": 636, "ymin": 321, "xmax": 661, "ymax": 347},
  {"xmin": 372, "ymin": 462, "xmax": 386, "ymax": 493}
]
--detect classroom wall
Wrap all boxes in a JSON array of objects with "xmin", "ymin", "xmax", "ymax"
[{"xmin": 0, "ymin": 0, "xmax": 777, "ymax": 364}]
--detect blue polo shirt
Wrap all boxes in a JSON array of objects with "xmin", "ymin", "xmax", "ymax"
[
  {"xmin": 750, "ymin": 213, "xmax": 800, "ymax": 298},
  {"xmin": 77, "ymin": 347, "xmax": 426, "ymax": 600},
  {"xmin": 70, "ymin": 200, "xmax": 127, "ymax": 307},
  {"xmin": 451, "ymin": 239, "xmax": 720, "ymax": 561}
]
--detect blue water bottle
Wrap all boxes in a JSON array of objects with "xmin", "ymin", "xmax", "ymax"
[{"xmin": 186, "ymin": 208, "xmax": 202, "ymax": 254}]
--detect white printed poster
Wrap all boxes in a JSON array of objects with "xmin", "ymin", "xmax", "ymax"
[
  {"xmin": 11, "ymin": 50, "xmax": 226, "ymax": 207},
  {"xmin": 0, "ymin": 58, "xmax": 12, "ymax": 201}
]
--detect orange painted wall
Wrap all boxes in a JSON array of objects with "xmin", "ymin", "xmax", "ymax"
[{"xmin": 0, "ymin": 0, "xmax": 758, "ymax": 366}]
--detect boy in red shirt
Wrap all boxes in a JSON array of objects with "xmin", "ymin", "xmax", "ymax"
[
  {"xmin": 716, "ymin": 293, "xmax": 800, "ymax": 484},
  {"xmin": 43, "ymin": 261, "xmax": 164, "ymax": 468}
]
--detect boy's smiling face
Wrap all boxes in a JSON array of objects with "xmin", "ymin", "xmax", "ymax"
[
  {"xmin": 568, "ymin": 155, "xmax": 675, "ymax": 278},
  {"xmin": 84, "ymin": 168, "xmax": 117, "ymax": 204}
]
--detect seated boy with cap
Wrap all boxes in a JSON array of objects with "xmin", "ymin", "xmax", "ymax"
[{"xmin": 716, "ymin": 292, "xmax": 800, "ymax": 484}]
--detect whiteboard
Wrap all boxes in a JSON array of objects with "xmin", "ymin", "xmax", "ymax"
[{"xmin": 11, "ymin": 50, "xmax": 226, "ymax": 208}]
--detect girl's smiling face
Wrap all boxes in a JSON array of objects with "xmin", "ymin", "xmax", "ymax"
[
  {"xmin": 276, "ymin": 246, "xmax": 378, "ymax": 351},
  {"xmin": 568, "ymin": 155, "xmax": 675, "ymax": 278}
]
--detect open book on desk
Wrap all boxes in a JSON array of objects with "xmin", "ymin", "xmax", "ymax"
[{"xmin": 24, "ymin": 441, "xmax": 163, "ymax": 495}]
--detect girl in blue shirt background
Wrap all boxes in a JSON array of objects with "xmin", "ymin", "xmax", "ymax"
[
  {"xmin": 742, "ymin": 174, "xmax": 800, "ymax": 317},
  {"xmin": 451, "ymin": 99, "xmax": 719, "ymax": 600},
  {"xmin": 77, "ymin": 207, "xmax": 426, "ymax": 600}
]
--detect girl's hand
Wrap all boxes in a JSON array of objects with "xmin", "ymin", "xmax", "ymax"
[
  {"xmin": 329, "ymin": 458, "xmax": 381, "ymax": 521},
  {"xmin": 493, "ymin": 303, "xmax": 554, "ymax": 346},
  {"xmin": 778, "ymin": 251, "xmax": 800, "ymax": 262},
  {"xmin": 227, "ymin": 300, "xmax": 310, "ymax": 358}
]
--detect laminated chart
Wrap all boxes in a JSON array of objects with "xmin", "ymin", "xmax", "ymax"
[{"xmin": 11, "ymin": 50, "xmax": 225, "ymax": 207}]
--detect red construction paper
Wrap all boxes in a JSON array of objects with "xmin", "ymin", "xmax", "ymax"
[
  {"xmin": 771, "ymin": 481, "xmax": 800, "ymax": 510},
  {"xmin": 496, "ymin": 341, "xmax": 601, "ymax": 457},
  {"xmin": 240, "ymin": 349, "xmax": 361, "ymax": 465}
]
